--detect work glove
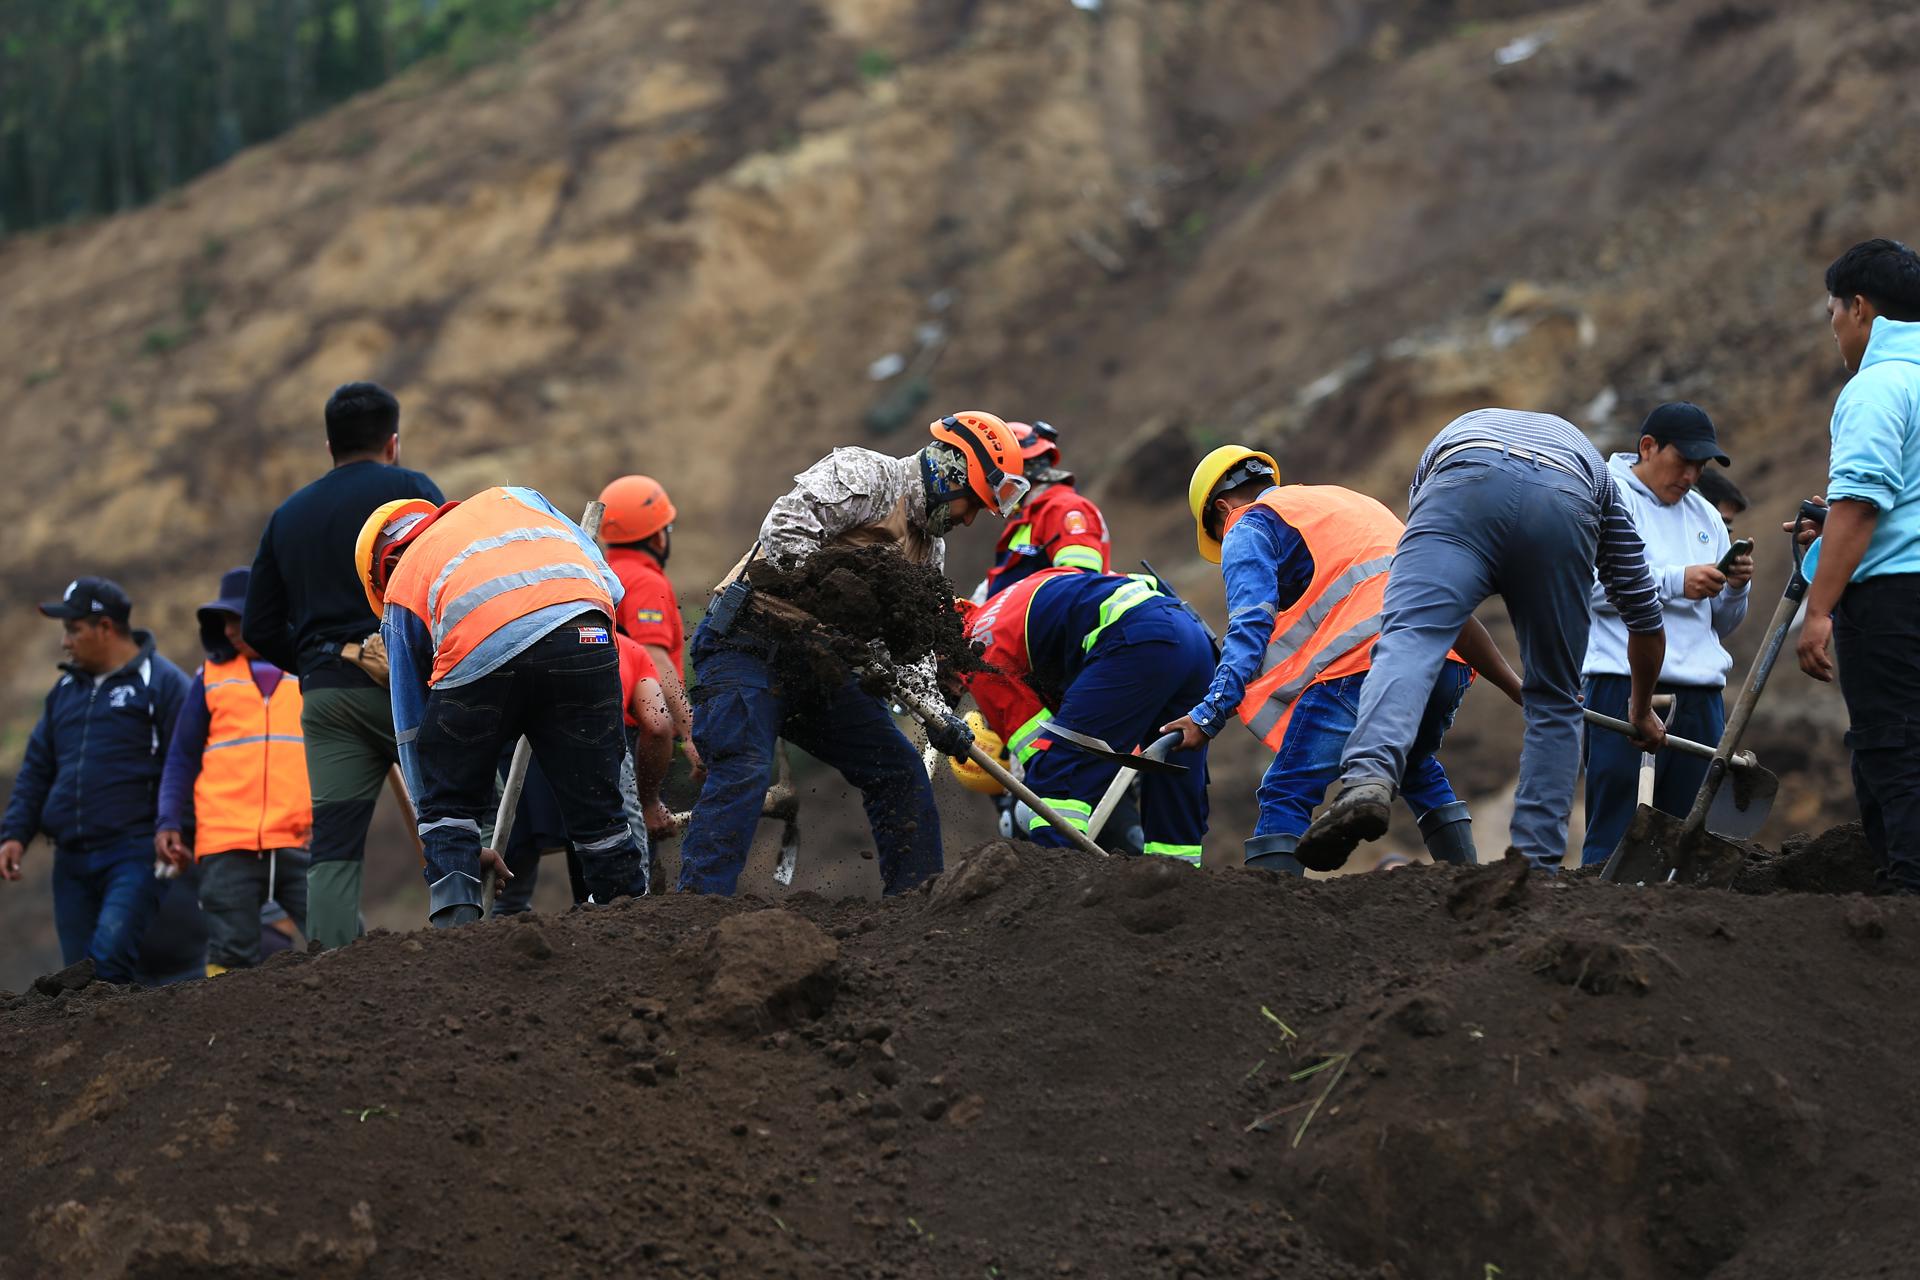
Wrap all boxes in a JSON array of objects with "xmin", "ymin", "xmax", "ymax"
[{"xmin": 926, "ymin": 710, "xmax": 976, "ymax": 761}]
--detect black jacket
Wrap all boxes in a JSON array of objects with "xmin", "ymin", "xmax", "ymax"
[{"xmin": 243, "ymin": 459, "xmax": 442, "ymax": 682}]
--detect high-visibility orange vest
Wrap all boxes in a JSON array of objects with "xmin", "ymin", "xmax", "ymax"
[
  {"xmin": 386, "ymin": 487, "xmax": 615, "ymax": 687},
  {"xmin": 193, "ymin": 656, "xmax": 311, "ymax": 856},
  {"xmin": 1227, "ymin": 486, "xmax": 1453, "ymax": 750}
]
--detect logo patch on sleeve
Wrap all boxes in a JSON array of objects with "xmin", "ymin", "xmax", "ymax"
[
  {"xmin": 1064, "ymin": 511, "xmax": 1089, "ymax": 535},
  {"xmin": 633, "ymin": 609, "xmax": 666, "ymax": 623},
  {"xmin": 577, "ymin": 625, "xmax": 611, "ymax": 645}
]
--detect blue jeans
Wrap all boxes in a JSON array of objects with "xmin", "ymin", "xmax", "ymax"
[
  {"xmin": 1341, "ymin": 451, "xmax": 1600, "ymax": 866},
  {"xmin": 679, "ymin": 620, "xmax": 942, "ymax": 896},
  {"xmin": 1580, "ymin": 677, "xmax": 1724, "ymax": 866},
  {"xmin": 50, "ymin": 837, "xmax": 162, "ymax": 984},
  {"xmin": 1020, "ymin": 602, "xmax": 1213, "ymax": 860},
  {"xmin": 1257, "ymin": 663, "xmax": 1467, "ymax": 838},
  {"xmin": 412, "ymin": 616, "xmax": 644, "ymax": 915}
]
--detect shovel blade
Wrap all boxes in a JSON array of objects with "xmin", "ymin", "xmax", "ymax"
[
  {"xmin": 1704, "ymin": 763, "xmax": 1779, "ymax": 840},
  {"xmin": 773, "ymin": 821, "xmax": 800, "ymax": 886},
  {"xmin": 1042, "ymin": 723, "xmax": 1188, "ymax": 775},
  {"xmin": 1600, "ymin": 806, "xmax": 1747, "ymax": 888}
]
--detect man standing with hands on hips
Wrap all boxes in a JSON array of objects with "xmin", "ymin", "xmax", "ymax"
[
  {"xmin": 1795, "ymin": 238, "xmax": 1920, "ymax": 895},
  {"xmin": 1580, "ymin": 403, "xmax": 1753, "ymax": 866}
]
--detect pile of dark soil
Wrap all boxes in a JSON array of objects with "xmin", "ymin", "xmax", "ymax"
[
  {"xmin": 1733, "ymin": 821, "xmax": 1882, "ymax": 895},
  {"xmin": 745, "ymin": 544, "xmax": 986, "ymax": 697},
  {"xmin": 5, "ymin": 824, "xmax": 1918, "ymax": 1278}
]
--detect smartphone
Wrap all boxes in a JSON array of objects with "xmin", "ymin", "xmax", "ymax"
[{"xmin": 1716, "ymin": 537, "xmax": 1754, "ymax": 574}]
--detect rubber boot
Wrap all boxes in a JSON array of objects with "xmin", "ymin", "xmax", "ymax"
[
  {"xmin": 1418, "ymin": 801, "xmax": 1477, "ymax": 867},
  {"xmin": 428, "ymin": 871, "xmax": 484, "ymax": 929},
  {"xmin": 1244, "ymin": 832, "xmax": 1307, "ymax": 877}
]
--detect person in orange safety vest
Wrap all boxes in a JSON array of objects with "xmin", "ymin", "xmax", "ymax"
[
  {"xmin": 1161, "ymin": 449, "xmax": 1523, "ymax": 876},
  {"xmin": 365, "ymin": 486, "xmax": 646, "ymax": 928},
  {"xmin": 156, "ymin": 567, "xmax": 310, "ymax": 972}
]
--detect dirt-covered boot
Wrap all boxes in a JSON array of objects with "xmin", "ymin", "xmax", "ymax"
[
  {"xmin": 1296, "ymin": 780, "xmax": 1393, "ymax": 872},
  {"xmin": 1418, "ymin": 802, "xmax": 1478, "ymax": 867}
]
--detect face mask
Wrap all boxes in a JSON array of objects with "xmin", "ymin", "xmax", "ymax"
[
  {"xmin": 924, "ymin": 498, "xmax": 959, "ymax": 537},
  {"xmin": 652, "ymin": 528, "xmax": 672, "ymax": 567}
]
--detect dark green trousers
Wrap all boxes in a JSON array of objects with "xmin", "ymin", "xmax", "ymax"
[{"xmin": 302, "ymin": 685, "xmax": 401, "ymax": 949}]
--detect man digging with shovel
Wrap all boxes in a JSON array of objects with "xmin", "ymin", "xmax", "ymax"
[
  {"xmin": 1296, "ymin": 410, "xmax": 1668, "ymax": 874},
  {"xmin": 676, "ymin": 413, "xmax": 1026, "ymax": 897}
]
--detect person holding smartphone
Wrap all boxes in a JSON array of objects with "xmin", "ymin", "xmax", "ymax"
[{"xmin": 1578, "ymin": 402, "xmax": 1753, "ymax": 866}]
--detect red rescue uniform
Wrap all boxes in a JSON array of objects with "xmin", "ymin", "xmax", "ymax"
[
  {"xmin": 607, "ymin": 546, "xmax": 684, "ymax": 678},
  {"xmin": 984, "ymin": 483, "xmax": 1111, "ymax": 598}
]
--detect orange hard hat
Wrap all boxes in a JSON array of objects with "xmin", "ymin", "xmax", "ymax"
[
  {"xmin": 354, "ymin": 498, "xmax": 445, "ymax": 614},
  {"xmin": 928, "ymin": 411, "xmax": 1029, "ymax": 518},
  {"xmin": 598, "ymin": 474, "xmax": 677, "ymax": 544},
  {"xmin": 1009, "ymin": 421, "xmax": 1061, "ymax": 468}
]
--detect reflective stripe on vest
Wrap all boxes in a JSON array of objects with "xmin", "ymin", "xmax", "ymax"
[
  {"xmin": 1227, "ymin": 487, "xmax": 1406, "ymax": 752},
  {"xmin": 385, "ymin": 487, "xmax": 615, "ymax": 687},
  {"xmin": 193, "ymin": 656, "xmax": 311, "ymax": 857}
]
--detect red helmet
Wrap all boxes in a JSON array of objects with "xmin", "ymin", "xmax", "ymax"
[
  {"xmin": 1009, "ymin": 421, "xmax": 1061, "ymax": 469},
  {"xmin": 928, "ymin": 411, "xmax": 1030, "ymax": 518}
]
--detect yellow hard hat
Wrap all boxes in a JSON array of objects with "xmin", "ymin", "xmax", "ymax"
[
  {"xmin": 1187, "ymin": 446, "xmax": 1280, "ymax": 564},
  {"xmin": 947, "ymin": 711, "xmax": 1007, "ymax": 795},
  {"xmin": 355, "ymin": 498, "xmax": 443, "ymax": 615}
]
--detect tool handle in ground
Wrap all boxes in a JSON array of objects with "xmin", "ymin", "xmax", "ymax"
[
  {"xmin": 1676, "ymin": 554, "xmax": 1802, "ymax": 845},
  {"xmin": 969, "ymin": 742, "xmax": 1111, "ymax": 859},
  {"xmin": 1582, "ymin": 709, "xmax": 1756, "ymax": 769},
  {"xmin": 482, "ymin": 499, "xmax": 606, "ymax": 910},
  {"xmin": 875, "ymin": 655, "xmax": 1109, "ymax": 858},
  {"xmin": 1087, "ymin": 731, "xmax": 1182, "ymax": 842}
]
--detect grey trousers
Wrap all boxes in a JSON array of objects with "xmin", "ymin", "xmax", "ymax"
[
  {"xmin": 200, "ymin": 848, "xmax": 309, "ymax": 969},
  {"xmin": 1340, "ymin": 450, "xmax": 1599, "ymax": 866}
]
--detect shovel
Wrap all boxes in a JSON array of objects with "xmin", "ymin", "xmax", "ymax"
[
  {"xmin": 1580, "ymin": 710, "xmax": 1778, "ymax": 840},
  {"xmin": 1087, "ymin": 731, "xmax": 1183, "ymax": 843},
  {"xmin": 1038, "ymin": 723, "xmax": 1190, "ymax": 776},
  {"xmin": 1598, "ymin": 505, "xmax": 1815, "ymax": 887}
]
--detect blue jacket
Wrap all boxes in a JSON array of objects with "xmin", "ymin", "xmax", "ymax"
[
  {"xmin": 1829, "ymin": 317, "xmax": 1920, "ymax": 581},
  {"xmin": 1188, "ymin": 498, "xmax": 1316, "ymax": 737},
  {"xmin": 1, "ymin": 632, "xmax": 190, "ymax": 854}
]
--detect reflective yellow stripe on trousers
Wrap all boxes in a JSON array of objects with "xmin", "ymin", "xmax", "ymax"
[
  {"xmin": 1143, "ymin": 841, "xmax": 1202, "ymax": 864},
  {"xmin": 1026, "ymin": 798, "xmax": 1093, "ymax": 832}
]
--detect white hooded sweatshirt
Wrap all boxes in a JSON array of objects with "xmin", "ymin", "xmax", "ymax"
[{"xmin": 1582, "ymin": 453, "xmax": 1749, "ymax": 687}]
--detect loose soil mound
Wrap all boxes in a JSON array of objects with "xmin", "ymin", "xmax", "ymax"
[
  {"xmin": 5, "ymin": 828, "xmax": 1918, "ymax": 1278},
  {"xmin": 1733, "ymin": 821, "xmax": 1882, "ymax": 895}
]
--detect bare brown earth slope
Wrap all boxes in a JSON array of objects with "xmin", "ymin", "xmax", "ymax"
[{"xmin": 3, "ymin": 0, "xmax": 1918, "ymax": 973}]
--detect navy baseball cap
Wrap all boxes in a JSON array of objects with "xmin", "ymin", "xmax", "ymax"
[
  {"xmin": 1640, "ymin": 402, "xmax": 1731, "ymax": 466},
  {"xmin": 39, "ymin": 577, "xmax": 132, "ymax": 625}
]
